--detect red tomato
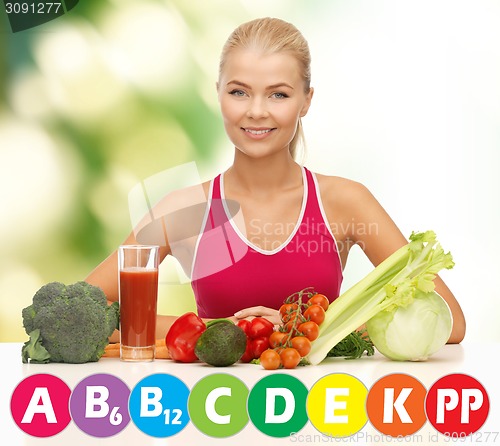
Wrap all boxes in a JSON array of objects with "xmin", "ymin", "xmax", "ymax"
[
  {"xmin": 251, "ymin": 337, "xmax": 270, "ymax": 359},
  {"xmin": 303, "ymin": 304, "xmax": 325, "ymax": 325},
  {"xmin": 260, "ymin": 349, "xmax": 281, "ymax": 370},
  {"xmin": 249, "ymin": 317, "xmax": 274, "ymax": 339},
  {"xmin": 236, "ymin": 319, "xmax": 252, "ymax": 337},
  {"xmin": 279, "ymin": 303, "xmax": 299, "ymax": 323},
  {"xmin": 283, "ymin": 311, "xmax": 303, "ymax": 326},
  {"xmin": 284, "ymin": 319, "xmax": 303, "ymax": 337},
  {"xmin": 291, "ymin": 336, "xmax": 312, "ymax": 357},
  {"xmin": 298, "ymin": 321, "xmax": 319, "ymax": 341},
  {"xmin": 280, "ymin": 347, "xmax": 301, "ymax": 369},
  {"xmin": 307, "ymin": 293, "xmax": 329, "ymax": 311},
  {"xmin": 269, "ymin": 331, "xmax": 289, "ymax": 349}
]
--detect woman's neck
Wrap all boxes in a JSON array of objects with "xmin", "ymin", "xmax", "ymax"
[{"xmin": 225, "ymin": 149, "xmax": 303, "ymax": 197}]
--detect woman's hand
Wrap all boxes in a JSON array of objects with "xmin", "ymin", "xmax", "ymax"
[{"xmin": 233, "ymin": 306, "xmax": 281, "ymax": 326}]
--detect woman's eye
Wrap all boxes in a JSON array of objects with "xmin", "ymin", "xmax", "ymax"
[
  {"xmin": 272, "ymin": 92, "xmax": 289, "ymax": 99},
  {"xmin": 229, "ymin": 89, "xmax": 245, "ymax": 97}
]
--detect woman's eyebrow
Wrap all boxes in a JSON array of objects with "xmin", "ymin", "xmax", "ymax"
[
  {"xmin": 226, "ymin": 80, "xmax": 251, "ymax": 88},
  {"xmin": 226, "ymin": 80, "xmax": 294, "ymax": 90},
  {"xmin": 267, "ymin": 82, "xmax": 294, "ymax": 90}
]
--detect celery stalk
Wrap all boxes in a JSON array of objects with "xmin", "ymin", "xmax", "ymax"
[{"xmin": 307, "ymin": 231, "xmax": 454, "ymax": 365}]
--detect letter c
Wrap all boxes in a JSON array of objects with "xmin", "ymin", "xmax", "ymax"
[{"xmin": 205, "ymin": 387, "xmax": 231, "ymax": 425}]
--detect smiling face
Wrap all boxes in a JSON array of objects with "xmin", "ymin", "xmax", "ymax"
[{"xmin": 218, "ymin": 49, "xmax": 313, "ymax": 159}]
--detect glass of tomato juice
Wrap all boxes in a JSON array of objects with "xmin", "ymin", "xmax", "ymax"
[{"xmin": 118, "ymin": 245, "xmax": 159, "ymax": 361}]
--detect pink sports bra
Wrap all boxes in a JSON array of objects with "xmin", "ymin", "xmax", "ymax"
[{"xmin": 190, "ymin": 166, "xmax": 343, "ymax": 318}]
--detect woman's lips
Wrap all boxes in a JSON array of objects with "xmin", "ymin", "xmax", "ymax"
[{"xmin": 242, "ymin": 127, "xmax": 276, "ymax": 139}]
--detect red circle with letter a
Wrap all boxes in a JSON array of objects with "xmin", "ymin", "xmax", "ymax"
[
  {"xmin": 10, "ymin": 373, "xmax": 72, "ymax": 437},
  {"xmin": 425, "ymin": 373, "xmax": 489, "ymax": 436}
]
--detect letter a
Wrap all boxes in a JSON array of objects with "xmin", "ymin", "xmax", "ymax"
[{"xmin": 21, "ymin": 387, "xmax": 57, "ymax": 423}]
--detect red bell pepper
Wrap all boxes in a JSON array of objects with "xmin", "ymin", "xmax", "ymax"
[
  {"xmin": 237, "ymin": 317, "xmax": 275, "ymax": 362},
  {"xmin": 165, "ymin": 312, "xmax": 206, "ymax": 362},
  {"xmin": 249, "ymin": 317, "xmax": 274, "ymax": 339}
]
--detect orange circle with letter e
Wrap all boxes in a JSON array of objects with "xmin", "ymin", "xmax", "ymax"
[{"xmin": 366, "ymin": 373, "xmax": 427, "ymax": 437}]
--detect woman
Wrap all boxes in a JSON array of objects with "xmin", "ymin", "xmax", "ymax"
[{"xmin": 86, "ymin": 17, "xmax": 466, "ymax": 343}]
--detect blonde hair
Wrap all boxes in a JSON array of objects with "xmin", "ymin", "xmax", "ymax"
[{"xmin": 219, "ymin": 17, "xmax": 311, "ymax": 162}]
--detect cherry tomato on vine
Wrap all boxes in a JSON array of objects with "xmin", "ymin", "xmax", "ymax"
[
  {"xmin": 280, "ymin": 347, "xmax": 301, "ymax": 369},
  {"xmin": 279, "ymin": 302, "xmax": 299, "ymax": 323},
  {"xmin": 282, "ymin": 310, "xmax": 301, "ymax": 325},
  {"xmin": 249, "ymin": 317, "xmax": 274, "ymax": 339},
  {"xmin": 284, "ymin": 319, "xmax": 302, "ymax": 336},
  {"xmin": 269, "ymin": 331, "xmax": 289, "ymax": 348},
  {"xmin": 307, "ymin": 293, "xmax": 329, "ymax": 311},
  {"xmin": 260, "ymin": 349, "xmax": 281, "ymax": 370},
  {"xmin": 298, "ymin": 321, "xmax": 319, "ymax": 341},
  {"xmin": 291, "ymin": 336, "xmax": 312, "ymax": 357},
  {"xmin": 303, "ymin": 304, "xmax": 326, "ymax": 325}
]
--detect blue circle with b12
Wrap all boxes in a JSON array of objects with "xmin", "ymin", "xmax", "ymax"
[{"xmin": 129, "ymin": 373, "xmax": 190, "ymax": 437}]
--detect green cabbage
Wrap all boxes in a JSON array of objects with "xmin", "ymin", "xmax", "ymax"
[{"xmin": 366, "ymin": 290, "xmax": 452, "ymax": 361}]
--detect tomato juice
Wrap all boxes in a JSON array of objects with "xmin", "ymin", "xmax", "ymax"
[{"xmin": 119, "ymin": 268, "xmax": 159, "ymax": 347}]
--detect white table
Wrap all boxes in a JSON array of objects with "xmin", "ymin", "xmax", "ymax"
[{"xmin": 1, "ymin": 342, "xmax": 498, "ymax": 445}]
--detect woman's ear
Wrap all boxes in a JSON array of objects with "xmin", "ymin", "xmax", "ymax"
[
  {"xmin": 216, "ymin": 81, "xmax": 221, "ymax": 102},
  {"xmin": 299, "ymin": 87, "xmax": 314, "ymax": 117}
]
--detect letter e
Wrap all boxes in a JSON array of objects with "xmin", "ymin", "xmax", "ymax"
[{"xmin": 324, "ymin": 388, "xmax": 349, "ymax": 424}]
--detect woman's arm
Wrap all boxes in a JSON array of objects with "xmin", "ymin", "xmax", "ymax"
[
  {"xmin": 336, "ymin": 179, "xmax": 466, "ymax": 344},
  {"xmin": 85, "ymin": 230, "xmax": 171, "ymax": 342},
  {"xmin": 86, "ymin": 182, "xmax": 212, "ymax": 340},
  {"xmin": 85, "ymin": 230, "xmax": 170, "ymax": 302}
]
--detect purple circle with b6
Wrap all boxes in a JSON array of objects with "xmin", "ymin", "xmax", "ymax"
[{"xmin": 70, "ymin": 373, "xmax": 131, "ymax": 437}]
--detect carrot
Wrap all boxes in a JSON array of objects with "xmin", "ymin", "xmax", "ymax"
[
  {"xmin": 155, "ymin": 338, "xmax": 170, "ymax": 359},
  {"xmin": 103, "ymin": 340, "xmax": 170, "ymax": 359},
  {"xmin": 102, "ymin": 343, "xmax": 120, "ymax": 358}
]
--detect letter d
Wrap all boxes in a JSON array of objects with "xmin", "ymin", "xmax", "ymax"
[{"xmin": 265, "ymin": 388, "xmax": 295, "ymax": 424}]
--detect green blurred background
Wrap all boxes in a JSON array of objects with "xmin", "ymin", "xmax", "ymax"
[
  {"xmin": 0, "ymin": 0, "xmax": 321, "ymax": 341},
  {"xmin": 1, "ymin": 0, "xmax": 500, "ymax": 343}
]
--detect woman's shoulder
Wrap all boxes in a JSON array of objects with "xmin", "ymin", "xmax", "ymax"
[
  {"xmin": 136, "ymin": 179, "xmax": 212, "ymax": 244},
  {"xmin": 154, "ymin": 179, "xmax": 212, "ymax": 209},
  {"xmin": 313, "ymin": 171, "xmax": 374, "ymax": 206}
]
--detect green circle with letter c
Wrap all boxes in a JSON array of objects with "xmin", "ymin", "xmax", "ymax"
[{"xmin": 188, "ymin": 373, "xmax": 249, "ymax": 437}]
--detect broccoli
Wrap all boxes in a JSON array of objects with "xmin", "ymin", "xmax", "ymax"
[{"xmin": 21, "ymin": 281, "xmax": 119, "ymax": 364}]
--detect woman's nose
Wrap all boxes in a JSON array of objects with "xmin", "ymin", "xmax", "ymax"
[{"xmin": 246, "ymin": 97, "xmax": 269, "ymax": 119}]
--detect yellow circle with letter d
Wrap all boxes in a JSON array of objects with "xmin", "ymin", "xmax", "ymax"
[{"xmin": 307, "ymin": 373, "xmax": 368, "ymax": 438}]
